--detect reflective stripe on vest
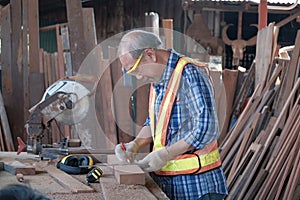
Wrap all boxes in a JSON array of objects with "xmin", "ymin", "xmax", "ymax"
[{"xmin": 149, "ymin": 57, "xmax": 221, "ymax": 176}]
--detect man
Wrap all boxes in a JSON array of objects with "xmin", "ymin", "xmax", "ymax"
[
  {"xmin": 0, "ymin": 184, "xmax": 51, "ymax": 200},
  {"xmin": 115, "ymin": 30, "xmax": 228, "ymax": 200}
]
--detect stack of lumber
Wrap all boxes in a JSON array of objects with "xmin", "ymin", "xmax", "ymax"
[{"xmin": 220, "ymin": 23, "xmax": 300, "ymax": 199}]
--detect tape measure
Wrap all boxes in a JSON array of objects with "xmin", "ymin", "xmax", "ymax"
[{"xmin": 86, "ymin": 167, "xmax": 103, "ymax": 183}]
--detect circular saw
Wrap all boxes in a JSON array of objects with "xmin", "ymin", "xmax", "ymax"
[
  {"xmin": 41, "ymin": 79, "xmax": 90, "ymax": 125},
  {"xmin": 25, "ymin": 79, "xmax": 91, "ymax": 138}
]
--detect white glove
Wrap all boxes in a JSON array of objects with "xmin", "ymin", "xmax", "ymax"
[
  {"xmin": 136, "ymin": 148, "xmax": 173, "ymax": 172},
  {"xmin": 115, "ymin": 141, "xmax": 139, "ymax": 163}
]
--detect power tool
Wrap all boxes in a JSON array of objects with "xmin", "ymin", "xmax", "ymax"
[{"xmin": 17, "ymin": 76, "xmax": 95, "ymax": 157}]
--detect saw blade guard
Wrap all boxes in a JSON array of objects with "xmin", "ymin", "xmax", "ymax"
[{"xmin": 41, "ymin": 79, "xmax": 90, "ymax": 125}]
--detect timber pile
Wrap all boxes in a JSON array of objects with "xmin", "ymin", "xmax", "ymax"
[{"xmin": 220, "ymin": 24, "xmax": 300, "ymax": 199}]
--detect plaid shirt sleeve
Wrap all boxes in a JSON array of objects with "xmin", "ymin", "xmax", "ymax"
[{"xmin": 180, "ymin": 64, "xmax": 220, "ymax": 150}]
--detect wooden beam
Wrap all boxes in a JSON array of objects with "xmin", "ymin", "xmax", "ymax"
[
  {"xmin": 10, "ymin": 0, "xmax": 25, "ymax": 150},
  {"xmin": 259, "ymin": 0, "xmax": 268, "ymax": 30},
  {"xmin": 3, "ymin": 160, "xmax": 35, "ymax": 175},
  {"xmin": 1, "ymin": 5, "xmax": 12, "ymax": 95},
  {"xmin": 0, "ymin": 91, "xmax": 14, "ymax": 151},
  {"xmin": 45, "ymin": 165, "xmax": 94, "ymax": 193},
  {"xmin": 66, "ymin": 0, "xmax": 86, "ymax": 73},
  {"xmin": 28, "ymin": 0, "xmax": 39, "ymax": 73},
  {"xmin": 82, "ymin": 8, "xmax": 97, "ymax": 53},
  {"xmin": 162, "ymin": 19, "xmax": 173, "ymax": 49},
  {"xmin": 56, "ymin": 25, "xmax": 65, "ymax": 79}
]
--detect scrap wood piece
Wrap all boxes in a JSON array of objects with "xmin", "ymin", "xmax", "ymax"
[
  {"xmin": 100, "ymin": 176, "xmax": 157, "ymax": 200},
  {"xmin": 114, "ymin": 164, "xmax": 145, "ymax": 185},
  {"xmin": 45, "ymin": 165, "xmax": 94, "ymax": 193},
  {"xmin": 3, "ymin": 160, "xmax": 35, "ymax": 175}
]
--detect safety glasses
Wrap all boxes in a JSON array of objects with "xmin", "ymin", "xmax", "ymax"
[{"xmin": 125, "ymin": 50, "xmax": 144, "ymax": 74}]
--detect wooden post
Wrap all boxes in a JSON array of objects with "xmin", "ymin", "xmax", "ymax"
[
  {"xmin": 162, "ymin": 19, "xmax": 173, "ymax": 49},
  {"xmin": 82, "ymin": 8, "xmax": 97, "ymax": 54},
  {"xmin": 259, "ymin": 0, "xmax": 268, "ymax": 30},
  {"xmin": 66, "ymin": 0, "xmax": 86, "ymax": 73}
]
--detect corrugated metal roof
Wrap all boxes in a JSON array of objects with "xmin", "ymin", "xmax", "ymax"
[
  {"xmin": 251, "ymin": 0, "xmax": 299, "ymax": 4},
  {"xmin": 191, "ymin": 0, "xmax": 300, "ymax": 4}
]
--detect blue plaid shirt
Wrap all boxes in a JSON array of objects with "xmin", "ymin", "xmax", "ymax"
[{"xmin": 144, "ymin": 50, "xmax": 228, "ymax": 199}]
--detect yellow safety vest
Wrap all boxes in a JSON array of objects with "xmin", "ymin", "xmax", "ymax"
[{"xmin": 149, "ymin": 57, "xmax": 222, "ymax": 176}]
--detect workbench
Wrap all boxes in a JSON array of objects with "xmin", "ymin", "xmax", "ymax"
[{"xmin": 0, "ymin": 152, "xmax": 169, "ymax": 200}]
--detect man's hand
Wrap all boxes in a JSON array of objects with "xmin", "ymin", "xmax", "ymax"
[
  {"xmin": 136, "ymin": 148, "xmax": 172, "ymax": 172},
  {"xmin": 115, "ymin": 141, "xmax": 139, "ymax": 163}
]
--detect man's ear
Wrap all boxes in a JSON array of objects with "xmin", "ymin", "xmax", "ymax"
[{"xmin": 144, "ymin": 48, "xmax": 156, "ymax": 62}]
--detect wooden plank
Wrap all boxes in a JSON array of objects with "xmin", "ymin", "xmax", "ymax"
[
  {"xmin": 255, "ymin": 23, "xmax": 275, "ymax": 95},
  {"xmin": 9, "ymin": 0, "xmax": 25, "ymax": 151},
  {"xmin": 45, "ymin": 165, "xmax": 94, "ymax": 193},
  {"xmin": 1, "ymin": 5, "xmax": 12, "ymax": 95},
  {"xmin": 274, "ymin": 30, "xmax": 300, "ymax": 117},
  {"xmin": 28, "ymin": 0, "xmax": 39, "ymax": 73},
  {"xmin": 55, "ymin": 25, "xmax": 65, "ymax": 79},
  {"xmin": 3, "ymin": 160, "xmax": 35, "ymax": 175},
  {"xmin": 66, "ymin": 0, "xmax": 86, "ymax": 73},
  {"xmin": 211, "ymin": 71, "xmax": 226, "ymax": 139},
  {"xmin": 0, "ymin": 125, "xmax": 5, "ymax": 151},
  {"xmin": 219, "ymin": 69, "xmax": 238, "ymax": 144},
  {"xmin": 227, "ymin": 143, "xmax": 263, "ymax": 199},
  {"xmin": 243, "ymin": 169, "xmax": 268, "ymax": 200},
  {"xmin": 39, "ymin": 49, "xmax": 44, "ymax": 73},
  {"xmin": 162, "ymin": 19, "xmax": 173, "ymax": 49},
  {"xmin": 0, "ymin": 91, "xmax": 14, "ymax": 151},
  {"xmin": 82, "ymin": 8, "xmax": 97, "ymax": 53},
  {"xmin": 114, "ymin": 165, "xmax": 145, "ymax": 185},
  {"xmin": 46, "ymin": 53, "xmax": 52, "ymax": 85},
  {"xmin": 274, "ymin": 130, "xmax": 300, "ymax": 199},
  {"xmin": 283, "ymin": 128, "xmax": 300, "ymax": 200},
  {"xmin": 51, "ymin": 53, "xmax": 57, "ymax": 81},
  {"xmin": 227, "ymin": 127, "xmax": 253, "ymax": 182},
  {"xmin": 29, "ymin": 73, "xmax": 44, "ymax": 107},
  {"xmin": 43, "ymin": 51, "xmax": 49, "ymax": 88}
]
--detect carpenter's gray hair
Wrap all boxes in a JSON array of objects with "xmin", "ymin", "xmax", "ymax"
[{"xmin": 118, "ymin": 30, "xmax": 164, "ymax": 58}]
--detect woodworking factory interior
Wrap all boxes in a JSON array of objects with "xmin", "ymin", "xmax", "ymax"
[{"xmin": 0, "ymin": 0, "xmax": 299, "ymax": 199}]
